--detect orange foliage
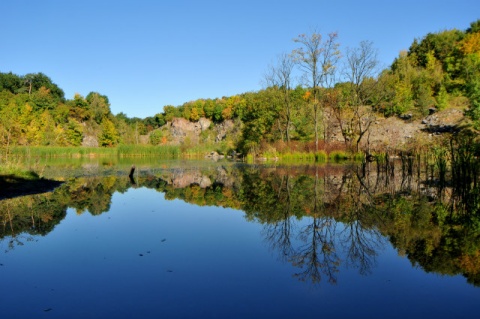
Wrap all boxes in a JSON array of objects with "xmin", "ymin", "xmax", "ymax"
[
  {"xmin": 221, "ymin": 106, "xmax": 233, "ymax": 120},
  {"xmin": 461, "ymin": 32, "xmax": 480, "ymax": 55},
  {"xmin": 303, "ymin": 91, "xmax": 312, "ymax": 101},
  {"xmin": 458, "ymin": 250, "xmax": 480, "ymax": 274}
]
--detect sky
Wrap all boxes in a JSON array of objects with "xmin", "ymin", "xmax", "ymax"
[{"xmin": 1, "ymin": 0, "xmax": 479, "ymax": 118}]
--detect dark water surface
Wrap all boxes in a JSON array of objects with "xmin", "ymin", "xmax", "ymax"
[{"xmin": 1, "ymin": 159, "xmax": 479, "ymax": 318}]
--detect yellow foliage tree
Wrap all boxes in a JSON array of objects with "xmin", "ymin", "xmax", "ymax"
[{"xmin": 461, "ymin": 32, "xmax": 480, "ymax": 55}]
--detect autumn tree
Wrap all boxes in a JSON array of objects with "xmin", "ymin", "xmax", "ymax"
[
  {"xmin": 293, "ymin": 31, "xmax": 340, "ymax": 151},
  {"xmin": 99, "ymin": 118, "xmax": 119, "ymax": 147}
]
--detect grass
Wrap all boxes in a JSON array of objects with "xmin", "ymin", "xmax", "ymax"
[
  {"xmin": 117, "ymin": 145, "xmax": 180, "ymax": 158},
  {"xmin": 5, "ymin": 145, "xmax": 181, "ymax": 159},
  {"xmin": 0, "ymin": 162, "xmax": 39, "ymax": 180},
  {"xmin": 246, "ymin": 149, "xmax": 360, "ymax": 163},
  {"xmin": 0, "ymin": 157, "xmax": 41, "ymax": 184},
  {"xmin": 328, "ymin": 150, "xmax": 349, "ymax": 161}
]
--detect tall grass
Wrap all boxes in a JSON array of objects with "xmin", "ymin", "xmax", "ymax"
[
  {"xmin": 182, "ymin": 143, "xmax": 219, "ymax": 158},
  {"xmin": 315, "ymin": 151, "xmax": 328, "ymax": 163},
  {"xmin": 280, "ymin": 151, "xmax": 316, "ymax": 162},
  {"xmin": 117, "ymin": 145, "xmax": 180, "ymax": 158},
  {"xmin": 328, "ymin": 150, "xmax": 349, "ymax": 162},
  {"xmin": 6, "ymin": 145, "xmax": 180, "ymax": 159}
]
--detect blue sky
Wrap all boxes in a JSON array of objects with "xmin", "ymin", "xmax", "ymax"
[{"xmin": 1, "ymin": 0, "xmax": 478, "ymax": 118}]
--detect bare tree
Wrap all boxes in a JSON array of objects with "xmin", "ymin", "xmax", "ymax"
[
  {"xmin": 342, "ymin": 40, "xmax": 380, "ymax": 152},
  {"xmin": 265, "ymin": 53, "xmax": 296, "ymax": 143},
  {"xmin": 293, "ymin": 31, "xmax": 340, "ymax": 151}
]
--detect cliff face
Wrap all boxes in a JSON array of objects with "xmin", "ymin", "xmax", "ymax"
[
  {"xmin": 325, "ymin": 106, "xmax": 466, "ymax": 151},
  {"xmin": 150, "ymin": 107, "xmax": 466, "ymax": 151},
  {"xmin": 151, "ymin": 117, "xmax": 236, "ymax": 146}
]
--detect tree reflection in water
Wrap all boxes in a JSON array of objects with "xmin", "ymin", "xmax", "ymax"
[{"xmin": 1, "ymin": 155, "xmax": 480, "ymax": 286}]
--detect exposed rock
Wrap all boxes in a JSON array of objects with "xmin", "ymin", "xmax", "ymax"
[
  {"xmin": 400, "ymin": 113, "xmax": 413, "ymax": 120},
  {"xmin": 169, "ymin": 117, "xmax": 212, "ymax": 144},
  {"xmin": 421, "ymin": 108, "xmax": 463, "ymax": 134},
  {"xmin": 82, "ymin": 135, "xmax": 98, "ymax": 147},
  {"xmin": 205, "ymin": 151, "xmax": 224, "ymax": 160},
  {"xmin": 199, "ymin": 117, "xmax": 212, "ymax": 131},
  {"xmin": 215, "ymin": 120, "xmax": 234, "ymax": 142}
]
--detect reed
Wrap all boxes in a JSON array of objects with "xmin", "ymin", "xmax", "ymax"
[
  {"xmin": 6, "ymin": 145, "xmax": 180, "ymax": 159},
  {"xmin": 118, "ymin": 145, "xmax": 180, "ymax": 158},
  {"xmin": 280, "ymin": 151, "xmax": 316, "ymax": 162},
  {"xmin": 328, "ymin": 150, "xmax": 349, "ymax": 162},
  {"xmin": 315, "ymin": 151, "xmax": 328, "ymax": 163}
]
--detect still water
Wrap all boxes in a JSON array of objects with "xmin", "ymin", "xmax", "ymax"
[{"xmin": 1, "ymin": 159, "xmax": 479, "ymax": 318}]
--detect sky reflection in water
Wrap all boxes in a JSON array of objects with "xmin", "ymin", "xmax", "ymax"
[{"xmin": 1, "ymin": 162, "xmax": 480, "ymax": 318}]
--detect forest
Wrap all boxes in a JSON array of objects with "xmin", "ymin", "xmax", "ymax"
[{"xmin": 1, "ymin": 20, "xmax": 479, "ymax": 158}]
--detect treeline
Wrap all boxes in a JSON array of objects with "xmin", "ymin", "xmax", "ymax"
[
  {"xmin": 0, "ymin": 72, "xmax": 120, "ymax": 147},
  {"xmin": 1, "ymin": 20, "xmax": 479, "ymax": 155}
]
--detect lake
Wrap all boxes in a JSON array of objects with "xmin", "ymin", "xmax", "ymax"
[{"xmin": 1, "ymin": 158, "xmax": 479, "ymax": 318}]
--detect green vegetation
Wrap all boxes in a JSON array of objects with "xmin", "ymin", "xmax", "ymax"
[
  {"xmin": 0, "ymin": 162, "xmax": 39, "ymax": 180},
  {"xmin": 3, "ymin": 145, "xmax": 180, "ymax": 159},
  {"xmin": 1, "ymin": 20, "xmax": 480, "ymax": 162}
]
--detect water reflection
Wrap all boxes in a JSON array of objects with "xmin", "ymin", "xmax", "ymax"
[{"xmin": 1, "ymin": 159, "xmax": 480, "ymax": 287}]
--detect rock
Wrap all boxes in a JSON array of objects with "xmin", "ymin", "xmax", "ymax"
[
  {"xmin": 198, "ymin": 117, "xmax": 211, "ymax": 131},
  {"xmin": 215, "ymin": 120, "xmax": 234, "ymax": 142},
  {"xmin": 82, "ymin": 135, "xmax": 98, "ymax": 147}
]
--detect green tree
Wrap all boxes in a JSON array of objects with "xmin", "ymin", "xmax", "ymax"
[
  {"xmin": 65, "ymin": 119, "xmax": 84, "ymax": 146},
  {"xmin": 0, "ymin": 72, "xmax": 23, "ymax": 94},
  {"xmin": 86, "ymin": 92, "xmax": 111, "ymax": 124},
  {"xmin": 99, "ymin": 118, "xmax": 119, "ymax": 147}
]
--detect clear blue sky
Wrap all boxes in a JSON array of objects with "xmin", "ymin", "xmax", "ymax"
[{"xmin": 1, "ymin": 0, "xmax": 478, "ymax": 118}]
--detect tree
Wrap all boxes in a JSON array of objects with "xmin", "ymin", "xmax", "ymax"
[
  {"xmin": 265, "ymin": 53, "xmax": 296, "ymax": 143},
  {"xmin": 22, "ymin": 73, "xmax": 65, "ymax": 101},
  {"xmin": 293, "ymin": 31, "xmax": 340, "ymax": 151},
  {"xmin": 341, "ymin": 40, "xmax": 380, "ymax": 152},
  {"xmin": 163, "ymin": 105, "xmax": 178, "ymax": 122},
  {"xmin": 99, "ymin": 118, "xmax": 119, "ymax": 147},
  {"xmin": 239, "ymin": 89, "xmax": 281, "ymax": 155},
  {"xmin": 86, "ymin": 92, "xmax": 111, "ymax": 124},
  {"xmin": 0, "ymin": 72, "xmax": 23, "ymax": 94}
]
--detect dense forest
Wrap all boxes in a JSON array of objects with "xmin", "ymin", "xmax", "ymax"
[{"xmin": 1, "ymin": 20, "xmax": 479, "ymax": 156}]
